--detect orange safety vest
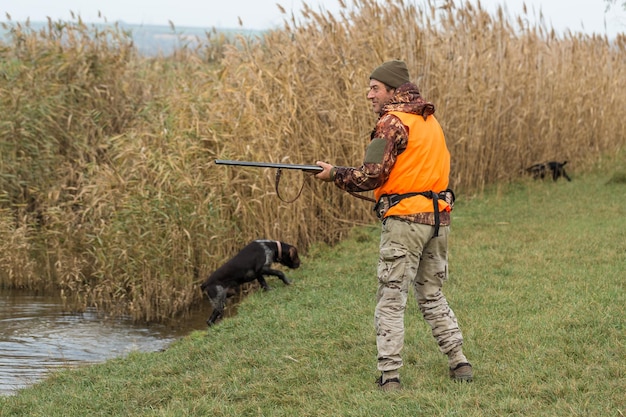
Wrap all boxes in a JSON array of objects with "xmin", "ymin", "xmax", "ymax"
[{"xmin": 374, "ymin": 111, "xmax": 451, "ymax": 217}]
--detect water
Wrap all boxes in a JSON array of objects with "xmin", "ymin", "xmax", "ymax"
[{"xmin": 0, "ymin": 289, "xmax": 212, "ymax": 396}]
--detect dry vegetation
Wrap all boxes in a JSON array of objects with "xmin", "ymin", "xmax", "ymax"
[{"xmin": 1, "ymin": 0, "xmax": 624, "ymax": 322}]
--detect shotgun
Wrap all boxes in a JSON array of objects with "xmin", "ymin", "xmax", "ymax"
[
  {"xmin": 214, "ymin": 159, "xmax": 321, "ymax": 202},
  {"xmin": 214, "ymin": 159, "xmax": 322, "ymax": 172},
  {"xmin": 214, "ymin": 159, "xmax": 374, "ymax": 204}
]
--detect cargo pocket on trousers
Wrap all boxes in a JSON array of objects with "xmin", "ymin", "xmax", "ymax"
[{"xmin": 378, "ymin": 246, "xmax": 408, "ymax": 286}]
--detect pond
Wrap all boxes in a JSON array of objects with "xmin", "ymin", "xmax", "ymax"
[{"xmin": 0, "ymin": 288, "xmax": 212, "ymax": 396}]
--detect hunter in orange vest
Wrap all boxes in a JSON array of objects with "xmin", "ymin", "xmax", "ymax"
[{"xmin": 314, "ymin": 60, "xmax": 473, "ymax": 391}]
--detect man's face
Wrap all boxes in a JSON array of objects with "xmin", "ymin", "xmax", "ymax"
[{"xmin": 367, "ymin": 79, "xmax": 395, "ymax": 114}]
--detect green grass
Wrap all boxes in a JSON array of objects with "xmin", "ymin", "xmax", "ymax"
[{"xmin": 1, "ymin": 169, "xmax": 625, "ymax": 416}]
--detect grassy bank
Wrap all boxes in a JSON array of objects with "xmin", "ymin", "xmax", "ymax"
[{"xmin": 1, "ymin": 164, "xmax": 624, "ymax": 416}]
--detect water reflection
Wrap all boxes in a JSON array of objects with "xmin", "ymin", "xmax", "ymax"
[{"xmin": 0, "ymin": 289, "xmax": 210, "ymax": 396}]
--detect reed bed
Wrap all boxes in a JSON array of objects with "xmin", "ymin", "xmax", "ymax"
[{"xmin": 0, "ymin": 0, "xmax": 624, "ymax": 322}]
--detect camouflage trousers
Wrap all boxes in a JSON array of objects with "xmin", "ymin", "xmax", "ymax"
[{"xmin": 375, "ymin": 217, "xmax": 464, "ymax": 372}]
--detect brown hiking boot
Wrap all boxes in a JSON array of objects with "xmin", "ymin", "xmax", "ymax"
[
  {"xmin": 376, "ymin": 374, "xmax": 402, "ymax": 392},
  {"xmin": 449, "ymin": 362, "xmax": 473, "ymax": 382}
]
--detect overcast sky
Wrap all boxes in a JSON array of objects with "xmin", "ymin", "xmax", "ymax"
[{"xmin": 3, "ymin": 0, "xmax": 625, "ymax": 37}]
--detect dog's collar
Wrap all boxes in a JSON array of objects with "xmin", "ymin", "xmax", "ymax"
[{"xmin": 276, "ymin": 240, "xmax": 282, "ymax": 262}]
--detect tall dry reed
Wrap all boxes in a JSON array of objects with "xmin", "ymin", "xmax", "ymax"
[
  {"xmin": 1, "ymin": 0, "xmax": 624, "ymax": 321},
  {"xmin": 0, "ymin": 17, "xmax": 140, "ymax": 296}
]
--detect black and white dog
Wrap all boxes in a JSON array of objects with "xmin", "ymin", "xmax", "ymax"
[
  {"xmin": 526, "ymin": 161, "xmax": 572, "ymax": 181},
  {"xmin": 200, "ymin": 240, "xmax": 300, "ymax": 326}
]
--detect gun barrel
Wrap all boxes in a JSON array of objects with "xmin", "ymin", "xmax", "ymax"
[{"xmin": 214, "ymin": 159, "xmax": 322, "ymax": 172}]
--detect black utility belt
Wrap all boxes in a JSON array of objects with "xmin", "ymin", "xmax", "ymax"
[{"xmin": 374, "ymin": 189, "xmax": 455, "ymax": 237}]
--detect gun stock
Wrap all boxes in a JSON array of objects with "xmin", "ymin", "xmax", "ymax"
[{"xmin": 214, "ymin": 159, "xmax": 322, "ymax": 172}]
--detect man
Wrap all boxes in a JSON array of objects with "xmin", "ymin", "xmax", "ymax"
[{"xmin": 314, "ymin": 60, "xmax": 472, "ymax": 391}]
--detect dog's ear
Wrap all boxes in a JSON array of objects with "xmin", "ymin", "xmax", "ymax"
[
  {"xmin": 289, "ymin": 246, "xmax": 298, "ymax": 259},
  {"xmin": 562, "ymin": 161, "xmax": 567, "ymax": 166}
]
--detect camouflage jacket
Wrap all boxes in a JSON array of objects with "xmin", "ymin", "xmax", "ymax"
[{"xmin": 332, "ymin": 82, "xmax": 450, "ymax": 226}]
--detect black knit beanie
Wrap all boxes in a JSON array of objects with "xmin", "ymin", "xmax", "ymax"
[{"xmin": 369, "ymin": 60, "xmax": 410, "ymax": 88}]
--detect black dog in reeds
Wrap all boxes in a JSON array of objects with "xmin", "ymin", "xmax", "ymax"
[
  {"xmin": 526, "ymin": 161, "xmax": 571, "ymax": 182},
  {"xmin": 200, "ymin": 240, "xmax": 300, "ymax": 326}
]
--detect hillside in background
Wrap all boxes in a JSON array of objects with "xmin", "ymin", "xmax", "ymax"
[
  {"xmin": 122, "ymin": 23, "xmax": 264, "ymax": 55},
  {"xmin": 0, "ymin": 20, "xmax": 263, "ymax": 55}
]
